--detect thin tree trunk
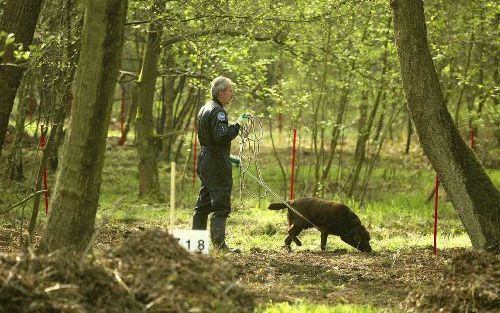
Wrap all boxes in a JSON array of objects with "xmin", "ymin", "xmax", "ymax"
[
  {"xmin": 317, "ymin": 89, "xmax": 349, "ymax": 192},
  {"xmin": 156, "ymin": 76, "xmax": 167, "ymax": 151},
  {"xmin": 391, "ymin": 0, "xmax": 499, "ymax": 251},
  {"xmin": 6, "ymin": 77, "xmax": 29, "ymax": 181},
  {"xmin": 359, "ymin": 105, "xmax": 403, "ymax": 205},
  {"xmin": 136, "ymin": 0, "xmax": 165, "ymax": 196},
  {"xmin": 268, "ymin": 118, "xmax": 287, "ymax": 199},
  {"xmin": 123, "ymin": 82, "xmax": 138, "ymax": 142},
  {"xmin": 164, "ymin": 75, "xmax": 187, "ymax": 161},
  {"xmin": 47, "ymin": 1, "xmax": 82, "ymax": 171},
  {"xmin": 0, "ymin": 0, "xmax": 44, "ymax": 157},
  {"xmin": 317, "ymin": 18, "xmax": 372, "ymax": 192},
  {"xmin": 312, "ymin": 26, "xmax": 331, "ymax": 193},
  {"xmin": 345, "ymin": 17, "xmax": 390, "ymax": 198},
  {"xmin": 173, "ymin": 93, "xmax": 196, "ymax": 163},
  {"xmin": 39, "ymin": 0, "xmax": 127, "ymax": 253},
  {"xmin": 344, "ymin": 92, "xmax": 368, "ymax": 198},
  {"xmin": 453, "ymin": 32, "xmax": 474, "ymax": 128},
  {"xmin": 372, "ymin": 98, "xmax": 386, "ymax": 143}
]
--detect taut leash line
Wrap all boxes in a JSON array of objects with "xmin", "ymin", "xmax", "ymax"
[{"xmin": 237, "ymin": 117, "xmax": 323, "ymax": 232}]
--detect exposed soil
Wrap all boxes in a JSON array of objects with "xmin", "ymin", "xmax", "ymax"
[
  {"xmin": 0, "ymin": 224, "xmax": 497, "ymax": 312},
  {"xmin": 0, "ymin": 250, "xmax": 141, "ymax": 312},
  {"xmin": 106, "ymin": 229, "xmax": 254, "ymax": 313},
  {"xmin": 223, "ymin": 247, "xmax": 449, "ymax": 309},
  {"xmin": 0, "ymin": 228, "xmax": 253, "ymax": 313},
  {"xmin": 404, "ymin": 249, "xmax": 499, "ymax": 312},
  {"xmin": 223, "ymin": 247, "xmax": 499, "ymax": 312}
]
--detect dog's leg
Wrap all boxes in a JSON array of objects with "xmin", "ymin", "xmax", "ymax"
[
  {"xmin": 320, "ymin": 231, "xmax": 328, "ymax": 251},
  {"xmin": 292, "ymin": 236, "xmax": 302, "ymax": 246},
  {"xmin": 284, "ymin": 223, "xmax": 303, "ymax": 251}
]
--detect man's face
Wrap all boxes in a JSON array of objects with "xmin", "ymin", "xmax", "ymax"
[{"xmin": 218, "ymin": 85, "xmax": 234, "ymax": 106}]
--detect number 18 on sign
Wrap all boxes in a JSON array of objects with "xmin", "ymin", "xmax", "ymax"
[{"xmin": 172, "ymin": 229, "xmax": 209, "ymax": 254}]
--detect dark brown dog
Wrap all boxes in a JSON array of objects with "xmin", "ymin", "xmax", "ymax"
[{"xmin": 268, "ymin": 197, "xmax": 372, "ymax": 252}]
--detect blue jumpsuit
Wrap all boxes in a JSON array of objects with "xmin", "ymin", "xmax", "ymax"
[{"xmin": 193, "ymin": 100, "xmax": 240, "ymax": 229}]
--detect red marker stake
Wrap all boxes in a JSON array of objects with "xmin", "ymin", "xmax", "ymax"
[
  {"xmin": 433, "ymin": 174, "xmax": 439, "ymax": 255},
  {"xmin": 39, "ymin": 125, "xmax": 49, "ymax": 214},
  {"xmin": 290, "ymin": 128, "xmax": 297, "ymax": 200}
]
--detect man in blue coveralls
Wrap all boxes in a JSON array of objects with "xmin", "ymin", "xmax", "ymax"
[{"xmin": 192, "ymin": 76, "xmax": 249, "ymax": 253}]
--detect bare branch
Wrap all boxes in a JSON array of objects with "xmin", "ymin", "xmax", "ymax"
[{"xmin": 1, "ymin": 190, "xmax": 47, "ymax": 215}]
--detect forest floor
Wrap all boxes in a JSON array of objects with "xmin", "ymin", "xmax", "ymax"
[
  {"xmin": 1, "ymin": 136, "xmax": 499, "ymax": 312},
  {"xmin": 1, "ymin": 223, "xmax": 496, "ymax": 312}
]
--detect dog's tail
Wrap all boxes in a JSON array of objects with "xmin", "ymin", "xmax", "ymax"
[{"xmin": 267, "ymin": 202, "xmax": 289, "ymax": 210}]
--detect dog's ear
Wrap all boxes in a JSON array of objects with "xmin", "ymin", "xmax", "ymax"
[
  {"xmin": 353, "ymin": 226, "xmax": 372, "ymax": 252},
  {"xmin": 353, "ymin": 225, "xmax": 370, "ymax": 242}
]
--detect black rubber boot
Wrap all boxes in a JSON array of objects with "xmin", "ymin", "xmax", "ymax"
[
  {"xmin": 192, "ymin": 213, "xmax": 208, "ymax": 230},
  {"xmin": 210, "ymin": 216, "xmax": 241, "ymax": 253}
]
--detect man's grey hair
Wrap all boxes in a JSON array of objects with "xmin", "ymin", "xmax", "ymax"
[{"xmin": 211, "ymin": 76, "xmax": 233, "ymax": 99}]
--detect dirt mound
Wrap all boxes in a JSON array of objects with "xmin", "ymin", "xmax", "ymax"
[
  {"xmin": 110, "ymin": 229, "xmax": 254, "ymax": 313},
  {"xmin": 404, "ymin": 249, "xmax": 500, "ymax": 312},
  {"xmin": 0, "ymin": 251, "xmax": 141, "ymax": 312},
  {"xmin": 0, "ymin": 229, "xmax": 253, "ymax": 313}
]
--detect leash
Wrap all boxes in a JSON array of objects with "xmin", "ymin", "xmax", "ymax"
[{"xmin": 237, "ymin": 116, "xmax": 323, "ymax": 232}]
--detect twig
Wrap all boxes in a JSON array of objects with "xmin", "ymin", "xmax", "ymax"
[
  {"xmin": 113, "ymin": 269, "xmax": 133, "ymax": 295},
  {"xmin": 0, "ymin": 190, "xmax": 47, "ymax": 215}
]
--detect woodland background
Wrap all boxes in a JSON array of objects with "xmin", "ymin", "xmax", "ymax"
[{"xmin": 0, "ymin": 0, "xmax": 498, "ymax": 312}]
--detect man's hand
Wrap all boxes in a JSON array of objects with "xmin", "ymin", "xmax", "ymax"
[
  {"xmin": 237, "ymin": 112, "xmax": 252, "ymax": 127},
  {"xmin": 229, "ymin": 154, "xmax": 241, "ymax": 167}
]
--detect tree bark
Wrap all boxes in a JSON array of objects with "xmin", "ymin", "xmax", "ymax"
[
  {"xmin": 123, "ymin": 82, "xmax": 138, "ymax": 143},
  {"xmin": 0, "ymin": 0, "xmax": 44, "ymax": 157},
  {"xmin": 404, "ymin": 113, "xmax": 412, "ymax": 154},
  {"xmin": 391, "ymin": 0, "xmax": 499, "ymax": 251},
  {"xmin": 135, "ymin": 0, "xmax": 165, "ymax": 196},
  {"xmin": 39, "ymin": 0, "xmax": 127, "ymax": 253},
  {"xmin": 5, "ymin": 77, "xmax": 29, "ymax": 181}
]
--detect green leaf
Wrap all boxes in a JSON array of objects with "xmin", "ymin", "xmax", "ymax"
[{"xmin": 5, "ymin": 33, "xmax": 15, "ymax": 45}]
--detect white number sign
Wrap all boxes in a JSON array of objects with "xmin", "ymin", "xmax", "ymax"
[{"xmin": 171, "ymin": 229, "xmax": 209, "ymax": 254}]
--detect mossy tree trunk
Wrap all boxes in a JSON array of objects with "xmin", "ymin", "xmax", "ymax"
[
  {"xmin": 135, "ymin": 0, "xmax": 165, "ymax": 196},
  {"xmin": 391, "ymin": 0, "xmax": 499, "ymax": 251},
  {"xmin": 39, "ymin": 0, "xmax": 127, "ymax": 253},
  {"xmin": 0, "ymin": 0, "xmax": 44, "ymax": 157}
]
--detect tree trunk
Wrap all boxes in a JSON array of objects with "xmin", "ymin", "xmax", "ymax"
[
  {"xmin": 47, "ymin": 1, "xmax": 83, "ymax": 171},
  {"xmin": 123, "ymin": 82, "xmax": 138, "ymax": 142},
  {"xmin": 404, "ymin": 113, "xmax": 412, "ymax": 154},
  {"xmin": 0, "ymin": 0, "xmax": 44, "ymax": 157},
  {"xmin": 5, "ymin": 77, "xmax": 30, "ymax": 181},
  {"xmin": 391, "ymin": 0, "xmax": 499, "ymax": 252},
  {"xmin": 39, "ymin": 0, "xmax": 127, "ymax": 253},
  {"xmin": 164, "ymin": 75, "xmax": 187, "ymax": 162},
  {"xmin": 453, "ymin": 32, "xmax": 474, "ymax": 128},
  {"xmin": 316, "ymin": 18, "xmax": 371, "ymax": 193},
  {"xmin": 345, "ymin": 17, "xmax": 390, "ymax": 198},
  {"xmin": 135, "ymin": 0, "xmax": 165, "ymax": 196}
]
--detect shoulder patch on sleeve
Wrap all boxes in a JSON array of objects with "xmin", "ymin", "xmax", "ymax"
[{"xmin": 217, "ymin": 111, "xmax": 226, "ymax": 122}]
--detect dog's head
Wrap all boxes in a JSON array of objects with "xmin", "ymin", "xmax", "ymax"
[{"xmin": 340, "ymin": 224, "xmax": 372, "ymax": 252}]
